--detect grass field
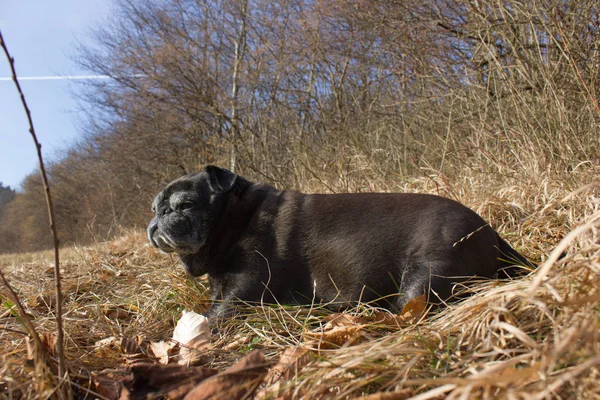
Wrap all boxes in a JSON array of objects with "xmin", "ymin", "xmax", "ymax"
[{"xmin": 1, "ymin": 169, "xmax": 599, "ymax": 399}]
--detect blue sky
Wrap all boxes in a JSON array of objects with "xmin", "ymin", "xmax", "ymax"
[{"xmin": 0, "ymin": 1, "xmax": 111, "ymax": 190}]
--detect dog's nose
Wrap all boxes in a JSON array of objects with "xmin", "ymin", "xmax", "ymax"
[{"xmin": 147, "ymin": 217, "xmax": 159, "ymax": 247}]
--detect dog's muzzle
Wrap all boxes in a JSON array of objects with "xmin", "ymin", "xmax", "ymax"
[
  {"xmin": 148, "ymin": 217, "xmax": 174, "ymax": 252},
  {"xmin": 147, "ymin": 217, "xmax": 200, "ymax": 254}
]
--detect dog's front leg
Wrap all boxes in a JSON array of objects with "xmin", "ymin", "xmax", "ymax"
[{"xmin": 203, "ymin": 271, "xmax": 264, "ymax": 323}]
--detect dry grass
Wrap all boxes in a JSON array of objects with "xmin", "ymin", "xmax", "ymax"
[{"xmin": 1, "ymin": 168, "xmax": 599, "ymax": 399}]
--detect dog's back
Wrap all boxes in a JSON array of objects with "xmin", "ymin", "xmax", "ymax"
[{"xmin": 294, "ymin": 192, "xmax": 514, "ymax": 310}]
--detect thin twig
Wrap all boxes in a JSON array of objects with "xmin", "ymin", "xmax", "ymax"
[{"xmin": 0, "ymin": 30, "xmax": 68, "ymax": 393}]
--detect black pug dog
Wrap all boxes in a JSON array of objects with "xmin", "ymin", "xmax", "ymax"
[{"xmin": 148, "ymin": 166, "xmax": 534, "ymax": 318}]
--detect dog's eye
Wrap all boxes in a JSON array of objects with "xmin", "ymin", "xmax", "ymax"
[{"xmin": 173, "ymin": 201, "xmax": 195, "ymax": 211}]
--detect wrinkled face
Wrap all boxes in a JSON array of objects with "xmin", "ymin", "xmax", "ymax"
[
  {"xmin": 148, "ymin": 166, "xmax": 239, "ymax": 276},
  {"xmin": 147, "ymin": 172, "xmax": 211, "ymax": 256}
]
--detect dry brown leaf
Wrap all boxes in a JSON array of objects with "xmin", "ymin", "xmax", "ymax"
[
  {"xmin": 130, "ymin": 364, "xmax": 218, "ymax": 398},
  {"xmin": 470, "ymin": 362, "xmax": 542, "ymax": 387},
  {"xmin": 92, "ymin": 370, "xmax": 134, "ymax": 400},
  {"xmin": 41, "ymin": 332, "xmax": 58, "ymax": 357},
  {"xmin": 256, "ymin": 347, "xmax": 313, "ymax": 399},
  {"xmin": 184, "ymin": 350, "xmax": 269, "ymax": 400},
  {"xmin": 322, "ymin": 312, "xmax": 408, "ymax": 329},
  {"xmin": 365, "ymin": 312, "xmax": 409, "ymax": 328},
  {"xmin": 93, "ymin": 336, "xmax": 121, "ymax": 360},
  {"xmin": 303, "ymin": 313, "xmax": 364, "ymax": 349},
  {"xmin": 400, "ymin": 293, "xmax": 427, "ymax": 319},
  {"xmin": 325, "ymin": 293, "xmax": 427, "ymax": 328},
  {"xmin": 93, "ymin": 364, "xmax": 217, "ymax": 400},
  {"xmin": 103, "ymin": 304, "xmax": 134, "ymax": 320},
  {"xmin": 94, "ymin": 335, "xmax": 147, "ymax": 364},
  {"xmin": 31, "ymin": 292, "xmax": 56, "ymax": 310},
  {"xmin": 120, "ymin": 336, "xmax": 142, "ymax": 354},
  {"xmin": 361, "ymin": 298, "xmax": 427, "ymax": 328},
  {"xmin": 224, "ymin": 338, "xmax": 245, "ymax": 351},
  {"xmin": 43, "ymin": 266, "xmax": 58, "ymax": 277},
  {"xmin": 305, "ymin": 324, "xmax": 364, "ymax": 349},
  {"xmin": 120, "ymin": 336, "xmax": 150, "ymax": 365},
  {"xmin": 95, "ymin": 336, "xmax": 119, "ymax": 348},
  {"xmin": 304, "ymin": 314, "xmax": 377, "ymax": 350},
  {"xmin": 322, "ymin": 313, "xmax": 361, "ymax": 328},
  {"xmin": 150, "ymin": 340, "xmax": 177, "ymax": 365},
  {"xmin": 304, "ymin": 294, "xmax": 427, "ymax": 349},
  {"xmin": 25, "ymin": 333, "xmax": 58, "ymax": 361},
  {"xmin": 267, "ymin": 347, "xmax": 312, "ymax": 382},
  {"xmin": 322, "ymin": 312, "xmax": 374, "ymax": 328}
]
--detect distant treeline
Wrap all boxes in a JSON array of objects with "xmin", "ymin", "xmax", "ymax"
[{"xmin": 1, "ymin": 0, "xmax": 599, "ymax": 253}]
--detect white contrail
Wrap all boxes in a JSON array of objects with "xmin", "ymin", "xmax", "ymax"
[{"xmin": 0, "ymin": 74, "xmax": 146, "ymax": 81}]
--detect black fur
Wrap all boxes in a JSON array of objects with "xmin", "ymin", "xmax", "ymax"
[{"xmin": 148, "ymin": 166, "xmax": 534, "ymax": 318}]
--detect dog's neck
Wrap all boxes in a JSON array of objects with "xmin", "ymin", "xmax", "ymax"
[{"xmin": 206, "ymin": 183, "xmax": 275, "ymax": 265}]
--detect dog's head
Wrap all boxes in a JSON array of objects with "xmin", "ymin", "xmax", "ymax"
[{"xmin": 147, "ymin": 166, "xmax": 240, "ymax": 275}]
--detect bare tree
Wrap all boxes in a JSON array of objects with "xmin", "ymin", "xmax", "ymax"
[
  {"xmin": 229, "ymin": 0, "xmax": 249, "ymax": 172},
  {"xmin": 3, "ymin": 0, "xmax": 600, "ymax": 252}
]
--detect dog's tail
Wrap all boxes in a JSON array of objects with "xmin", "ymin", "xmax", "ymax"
[{"xmin": 497, "ymin": 236, "xmax": 537, "ymax": 279}]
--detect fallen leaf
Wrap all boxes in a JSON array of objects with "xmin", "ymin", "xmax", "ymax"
[
  {"xmin": 120, "ymin": 336, "xmax": 142, "ymax": 354},
  {"xmin": 305, "ymin": 324, "xmax": 364, "ymax": 349},
  {"xmin": 92, "ymin": 370, "xmax": 134, "ymax": 400},
  {"xmin": 150, "ymin": 340, "xmax": 177, "ymax": 365},
  {"xmin": 43, "ymin": 266, "xmax": 63, "ymax": 277},
  {"xmin": 184, "ymin": 350, "xmax": 269, "ymax": 400},
  {"xmin": 223, "ymin": 338, "xmax": 244, "ymax": 351},
  {"xmin": 304, "ymin": 294, "xmax": 428, "ymax": 350},
  {"xmin": 94, "ymin": 335, "xmax": 146, "ymax": 363},
  {"xmin": 470, "ymin": 362, "xmax": 542, "ymax": 387},
  {"xmin": 30, "ymin": 292, "xmax": 58, "ymax": 311},
  {"xmin": 102, "ymin": 305, "xmax": 134, "ymax": 320},
  {"xmin": 322, "ymin": 293, "xmax": 427, "ymax": 329},
  {"xmin": 304, "ymin": 313, "xmax": 369, "ymax": 349},
  {"xmin": 25, "ymin": 333, "xmax": 58, "ymax": 361},
  {"xmin": 173, "ymin": 310, "xmax": 209, "ymax": 344},
  {"xmin": 400, "ymin": 293, "xmax": 427, "ymax": 320},
  {"xmin": 130, "ymin": 363, "xmax": 218, "ymax": 398},
  {"xmin": 266, "ymin": 347, "xmax": 311, "ymax": 382},
  {"xmin": 363, "ymin": 310, "xmax": 423, "ymax": 328},
  {"xmin": 95, "ymin": 336, "xmax": 119, "ymax": 348},
  {"xmin": 256, "ymin": 347, "xmax": 313, "ymax": 399},
  {"xmin": 92, "ymin": 364, "xmax": 217, "ymax": 400},
  {"xmin": 173, "ymin": 310, "xmax": 211, "ymax": 365},
  {"xmin": 41, "ymin": 332, "xmax": 58, "ymax": 358},
  {"xmin": 322, "ymin": 313, "xmax": 361, "ymax": 328},
  {"xmin": 121, "ymin": 336, "xmax": 150, "ymax": 365}
]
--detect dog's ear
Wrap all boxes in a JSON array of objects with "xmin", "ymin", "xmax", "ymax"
[{"xmin": 205, "ymin": 165, "xmax": 238, "ymax": 193}]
